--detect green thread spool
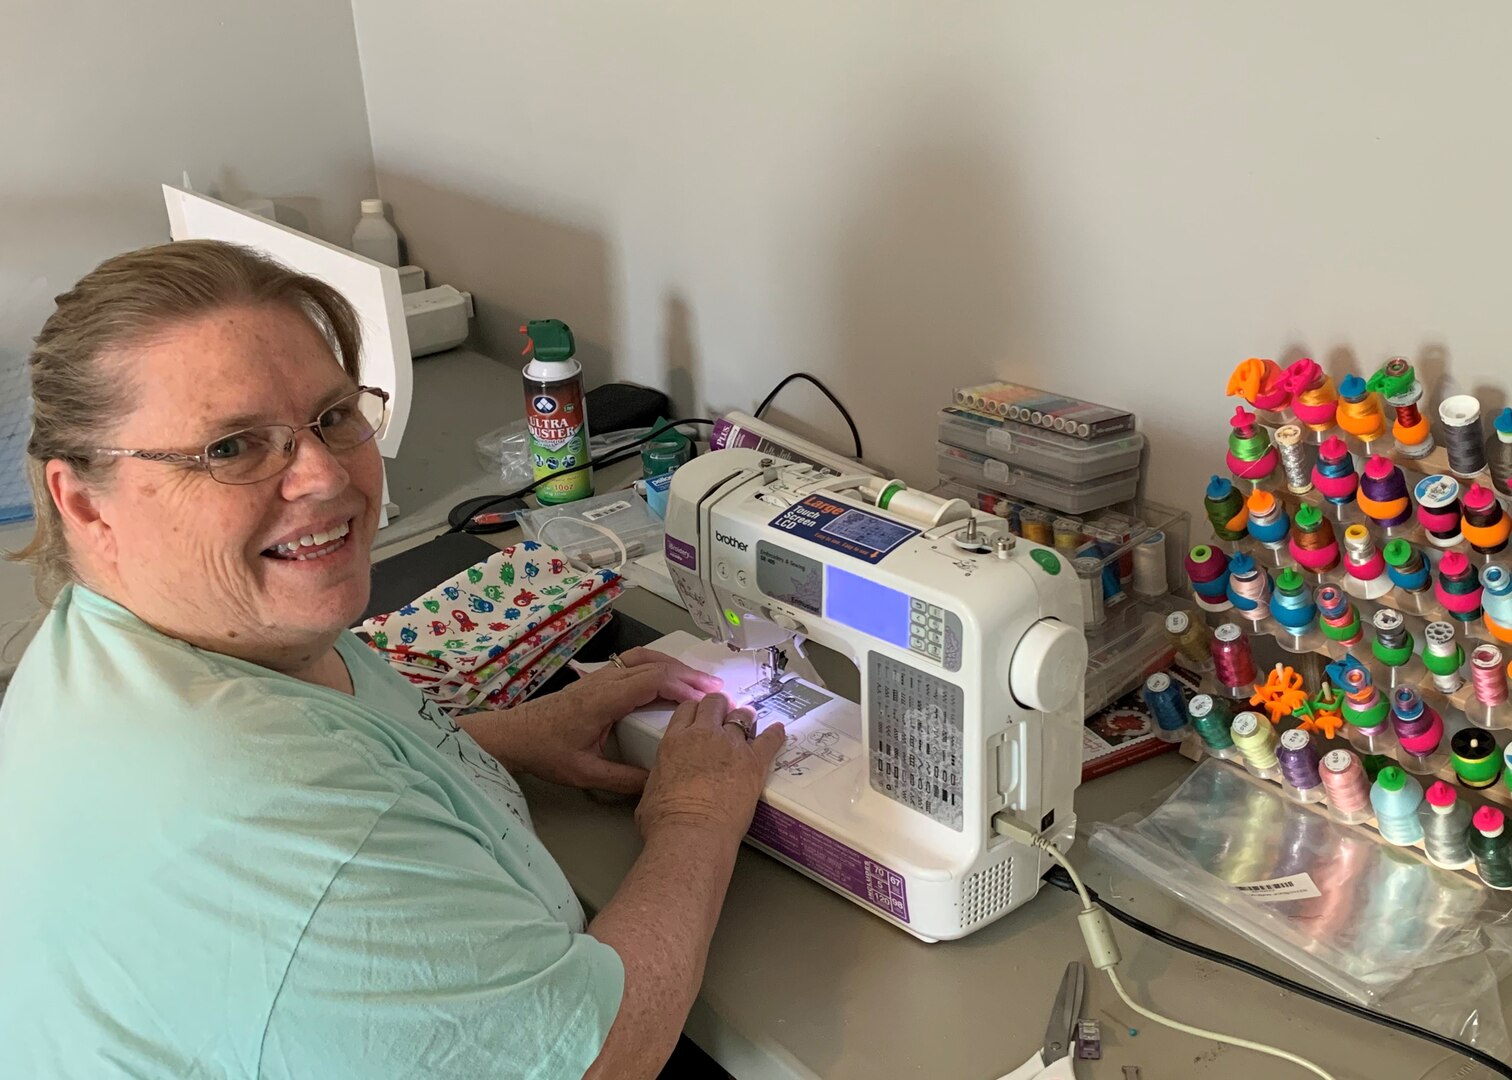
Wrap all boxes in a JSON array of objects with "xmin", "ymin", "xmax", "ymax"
[
  {"xmin": 1188, "ymin": 694, "xmax": 1236, "ymax": 753},
  {"xmin": 1451, "ymin": 728, "xmax": 1502, "ymax": 789},
  {"xmin": 1470, "ymin": 806, "xmax": 1512, "ymax": 890},
  {"xmin": 1231, "ymin": 711, "xmax": 1281, "ymax": 776},
  {"xmin": 1204, "ymin": 476, "xmax": 1247, "ymax": 541},
  {"xmin": 1369, "ymin": 609, "xmax": 1414, "ymax": 668}
]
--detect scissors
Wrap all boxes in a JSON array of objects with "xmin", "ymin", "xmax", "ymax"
[{"xmin": 997, "ymin": 961, "xmax": 1085, "ymax": 1080}]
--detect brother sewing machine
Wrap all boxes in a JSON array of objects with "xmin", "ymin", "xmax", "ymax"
[{"xmin": 614, "ymin": 448, "xmax": 1088, "ymax": 942}]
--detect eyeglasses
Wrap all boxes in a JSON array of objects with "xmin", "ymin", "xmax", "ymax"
[{"xmin": 91, "ymin": 386, "xmax": 391, "ymax": 486}]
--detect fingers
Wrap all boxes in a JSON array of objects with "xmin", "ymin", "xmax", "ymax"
[
  {"xmin": 618, "ymin": 649, "xmax": 724, "ymax": 695},
  {"xmin": 693, "ymin": 692, "xmax": 733, "ymax": 728},
  {"xmin": 665, "ymin": 698, "xmax": 701, "ymax": 733},
  {"xmin": 574, "ymin": 757, "xmax": 650, "ymax": 795},
  {"xmin": 750, "ymin": 721, "xmax": 786, "ymax": 767},
  {"xmin": 720, "ymin": 706, "xmax": 756, "ymax": 741}
]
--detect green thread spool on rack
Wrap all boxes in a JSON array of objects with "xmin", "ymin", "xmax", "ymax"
[
  {"xmin": 1204, "ymin": 476, "xmax": 1248, "ymax": 541},
  {"xmin": 1451, "ymin": 728, "xmax": 1502, "ymax": 790},
  {"xmin": 1188, "ymin": 694, "xmax": 1242, "ymax": 761},
  {"xmin": 1470, "ymin": 806, "xmax": 1512, "ymax": 890}
]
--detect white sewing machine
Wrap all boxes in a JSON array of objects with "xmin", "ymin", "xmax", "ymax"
[{"xmin": 614, "ymin": 448, "xmax": 1088, "ymax": 942}]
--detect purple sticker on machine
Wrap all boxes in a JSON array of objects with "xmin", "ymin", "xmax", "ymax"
[
  {"xmin": 664, "ymin": 535, "xmax": 697, "ymax": 570},
  {"xmin": 747, "ymin": 802, "xmax": 909, "ymax": 922}
]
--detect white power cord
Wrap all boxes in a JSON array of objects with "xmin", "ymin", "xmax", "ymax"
[{"xmin": 995, "ymin": 815, "xmax": 1340, "ymax": 1080}]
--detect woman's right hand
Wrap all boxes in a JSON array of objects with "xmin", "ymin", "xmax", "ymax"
[{"xmin": 635, "ymin": 693, "xmax": 785, "ymax": 841}]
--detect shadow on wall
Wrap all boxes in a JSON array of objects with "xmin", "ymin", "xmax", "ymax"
[
  {"xmin": 371, "ymin": 171, "xmax": 619, "ymax": 390},
  {"xmin": 819, "ymin": 97, "xmax": 1051, "ymax": 485}
]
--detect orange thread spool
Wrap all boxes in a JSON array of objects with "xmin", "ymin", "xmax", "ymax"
[{"xmin": 1335, "ymin": 375, "xmax": 1386, "ymax": 441}]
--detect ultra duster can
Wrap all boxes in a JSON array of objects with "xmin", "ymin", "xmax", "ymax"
[{"xmin": 521, "ymin": 318, "xmax": 592, "ymax": 504}]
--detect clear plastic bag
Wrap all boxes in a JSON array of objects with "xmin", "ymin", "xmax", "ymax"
[
  {"xmin": 1090, "ymin": 760, "xmax": 1512, "ymax": 1058},
  {"xmin": 475, "ymin": 422, "xmax": 657, "ymax": 493}
]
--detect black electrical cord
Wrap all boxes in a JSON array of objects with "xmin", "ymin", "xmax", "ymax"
[
  {"xmin": 446, "ymin": 419, "xmax": 715, "ymax": 534},
  {"xmin": 1041, "ymin": 865, "xmax": 1512, "ymax": 1077},
  {"xmin": 753, "ymin": 372, "xmax": 863, "ymax": 460}
]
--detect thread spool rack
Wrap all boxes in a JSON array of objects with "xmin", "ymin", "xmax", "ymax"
[{"xmin": 1187, "ymin": 365, "xmax": 1512, "ymax": 889}]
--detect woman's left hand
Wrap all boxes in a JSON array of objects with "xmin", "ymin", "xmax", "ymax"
[{"xmin": 460, "ymin": 649, "xmax": 724, "ymax": 793}]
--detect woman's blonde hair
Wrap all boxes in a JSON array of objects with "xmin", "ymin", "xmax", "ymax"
[{"xmin": 14, "ymin": 239, "xmax": 364, "ymax": 600}]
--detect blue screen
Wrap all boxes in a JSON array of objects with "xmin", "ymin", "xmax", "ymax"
[{"xmin": 824, "ymin": 564, "xmax": 910, "ymax": 648}]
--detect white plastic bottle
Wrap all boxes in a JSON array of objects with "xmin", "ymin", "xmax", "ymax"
[{"xmin": 351, "ymin": 199, "xmax": 401, "ymax": 267}]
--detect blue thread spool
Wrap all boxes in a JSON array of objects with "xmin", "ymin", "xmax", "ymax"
[
  {"xmin": 1382, "ymin": 538, "xmax": 1430, "ymax": 594},
  {"xmin": 1142, "ymin": 672, "xmax": 1189, "ymax": 743},
  {"xmin": 1269, "ymin": 567, "xmax": 1316, "ymax": 630},
  {"xmin": 1483, "ymin": 565, "xmax": 1512, "ymax": 636},
  {"xmin": 1370, "ymin": 766, "xmax": 1426, "ymax": 846},
  {"xmin": 1245, "ymin": 489, "xmax": 1290, "ymax": 547}
]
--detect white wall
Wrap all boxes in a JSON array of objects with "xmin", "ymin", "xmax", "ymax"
[
  {"xmin": 1, "ymin": 0, "xmax": 377, "ymax": 362},
  {"xmin": 353, "ymin": 1, "xmax": 1512, "ymax": 519}
]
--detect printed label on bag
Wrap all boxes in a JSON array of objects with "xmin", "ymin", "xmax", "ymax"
[
  {"xmin": 1232, "ymin": 873, "xmax": 1321, "ymax": 902},
  {"xmin": 582, "ymin": 500, "xmax": 631, "ymax": 522}
]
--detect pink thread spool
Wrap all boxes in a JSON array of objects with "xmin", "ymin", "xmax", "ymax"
[
  {"xmin": 1435, "ymin": 551, "xmax": 1484, "ymax": 623},
  {"xmin": 1285, "ymin": 358, "xmax": 1337, "ymax": 430},
  {"xmin": 1342, "ymin": 524, "xmax": 1387, "ymax": 583},
  {"xmin": 1310, "ymin": 436, "xmax": 1359, "ymax": 505}
]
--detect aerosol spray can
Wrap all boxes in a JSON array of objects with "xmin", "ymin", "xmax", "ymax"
[{"xmin": 521, "ymin": 319, "xmax": 591, "ymax": 504}]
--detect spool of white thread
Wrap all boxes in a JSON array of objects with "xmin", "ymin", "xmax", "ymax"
[{"xmin": 1133, "ymin": 531, "xmax": 1169, "ymax": 597}]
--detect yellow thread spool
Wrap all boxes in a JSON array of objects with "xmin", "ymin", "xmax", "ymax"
[{"xmin": 1231, "ymin": 710, "xmax": 1280, "ymax": 771}]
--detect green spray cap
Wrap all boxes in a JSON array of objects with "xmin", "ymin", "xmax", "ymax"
[
  {"xmin": 1275, "ymin": 567, "xmax": 1303, "ymax": 593},
  {"xmin": 1294, "ymin": 503, "xmax": 1323, "ymax": 530},
  {"xmin": 519, "ymin": 319, "xmax": 576, "ymax": 361},
  {"xmin": 1382, "ymin": 538, "xmax": 1413, "ymax": 567}
]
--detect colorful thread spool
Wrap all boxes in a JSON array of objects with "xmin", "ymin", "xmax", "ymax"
[
  {"xmin": 1419, "ymin": 782, "xmax": 1474, "ymax": 870},
  {"xmin": 1435, "ymin": 551, "xmax": 1483, "ymax": 623},
  {"xmin": 1367, "ymin": 356, "xmax": 1434, "ymax": 457},
  {"xmin": 1414, "ymin": 474, "xmax": 1463, "ymax": 548},
  {"xmin": 1469, "ymin": 643, "xmax": 1507, "ymax": 710},
  {"xmin": 1461, "ymin": 482, "xmax": 1510, "ymax": 555},
  {"xmin": 1314, "ymin": 584, "xmax": 1362, "ymax": 646},
  {"xmin": 1318, "ymin": 749, "xmax": 1372, "ymax": 822},
  {"xmin": 1381, "ymin": 538, "xmax": 1430, "ymax": 594},
  {"xmin": 1164, "ymin": 611, "xmax": 1212, "ymax": 668},
  {"xmin": 1277, "ymin": 728, "xmax": 1326, "ymax": 803},
  {"xmin": 1369, "ymin": 767, "xmax": 1426, "ymax": 846},
  {"xmin": 1230, "ymin": 711, "xmax": 1281, "ymax": 779},
  {"xmin": 1142, "ymin": 673, "xmax": 1188, "ymax": 743},
  {"xmin": 1335, "ymin": 374, "xmax": 1386, "ymax": 443},
  {"xmin": 1357, "ymin": 456, "xmax": 1411, "ymax": 528},
  {"xmin": 1225, "ymin": 552, "xmax": 1271, "ymax": 622},
  {"xmin": 1341, "ymin": 525, "xmax": 1390, "ymax": 599},
  {"xmin": 1370, "ymin": 609, "xmax": 1414, "ymax": 670},
  {"xmin": 1325, "ymin": 655, "xmax": 1388, "ymax": 732},
  {"xmin": 1440, "ymin": 394, "xmax": 1488, "ymax": 478},
  {"xmin": 1482, "ymin": 564, "xmax": 1512, "ymax": 643},
  {"xmin": 1269, "ymin": 567, "xmax": 1316, "ymax": 632},
  {"xmin": 1226, "ymin": 407, "xmax": 1278, "ymax": 482},
  {"xmin": 1203, "ymin": 476, "xmax": 1248, "ymax": 541},
  {"xmin": 1185, "ymin": 544, "xmax": 1232, "ymax": 610},
  {"xmin": 1272, "ymin": 424, "xmax": 1313, "ymax": 495},
  {"xmin": 1390, "ymin": 687, "xmax": 1443, "ymax": 757},
  {"xmin": 1470, "ymin": 806, "xmax": 1512, "ymax": 889},
  {"xmin": 1187, "ymin": 694, "xmax": 1238, "ymax": 758},
  {"xmin": 1211, "ymin": 623, "xmax": 1257, "ymax": 689},
  {"xmin": 1310, "ymin": 436, "xmax": 1358, "ymax": 506},
  {"xmin": 1451, "ymin": 728, "xmax": 1502, "ymax": 790},
  {"xmin": 1244, "ymin": 489, "xmax": 1289, "ymax": 548},
  {"xmin": 1020, "ymin": 509, "xmax": 1054, "ymax": 545},
  {"xmin": 1488, "ymin": 408, "xmax": 1512, "ymax": 497},
  {"xmin": 1422, "ymin": 621, "xmax": 1466, "ymax": 695},
  {"xmin": 1227, "ymin": 357, "xmax": 1289, "ymax": 412},
  {"xmin": 1283, "ymin": 358, "xmax": 1337, "ymax": 431},
  {"xmin": 1288, "ymin": 504, "xmax": 1339, "ymax": 573}
]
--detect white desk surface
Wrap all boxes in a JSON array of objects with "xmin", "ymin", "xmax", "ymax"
[{"xmin": 496, "ymin": 579, "xmax": 1490, "ymax": 1080}]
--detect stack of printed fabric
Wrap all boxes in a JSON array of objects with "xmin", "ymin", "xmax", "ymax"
[{"xmin": 357, "ymin": 540, "xmax": 622, "ymax": 713}]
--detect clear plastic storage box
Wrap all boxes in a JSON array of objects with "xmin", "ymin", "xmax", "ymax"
[
  {"xmin": 937, "ymin": 407, "xmax": 1144, "ymax": 482},
  {"xmin": 936, "ymin": 442, "xmax": 1139, "ymax": 514}
]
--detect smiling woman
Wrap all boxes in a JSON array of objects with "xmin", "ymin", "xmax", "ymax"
[{"xmin": 0, "ymin": 240, "xmax": 786, "ymax": 1080}]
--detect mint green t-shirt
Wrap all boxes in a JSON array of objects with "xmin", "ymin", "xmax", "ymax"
[{"xmin": 0, "ymin": 585, "xmax": 623, "ymax": 1079}]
